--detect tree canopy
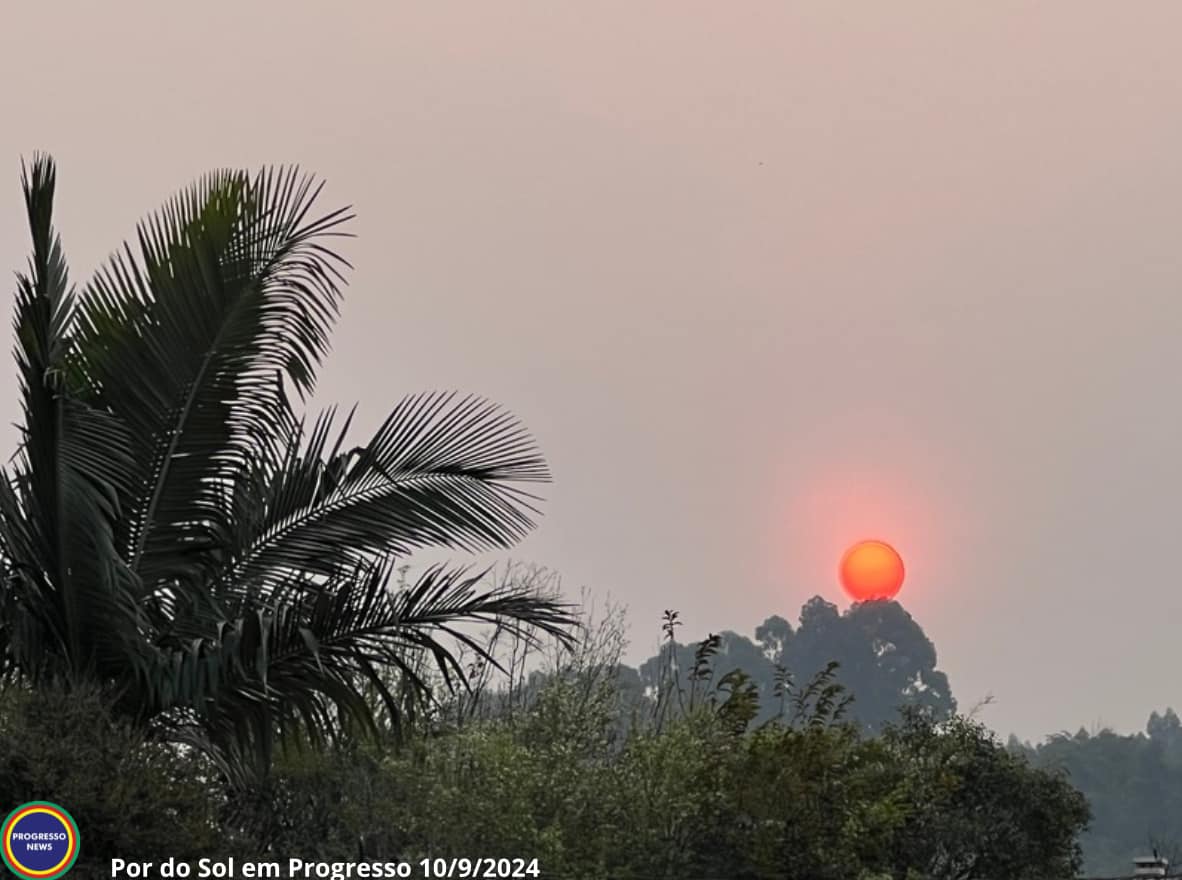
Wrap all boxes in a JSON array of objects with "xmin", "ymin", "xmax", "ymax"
[{"xmin": 634, "ymin": 596, "xmax": 956, "ymax": 733}]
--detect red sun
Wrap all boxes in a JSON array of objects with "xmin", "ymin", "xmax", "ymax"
[{"xmin": 839, "ymin": 540, "xmax": 905, "ymax": 602}]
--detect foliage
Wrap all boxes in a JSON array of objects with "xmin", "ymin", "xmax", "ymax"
[
  {"xmin": 1013, "ymin": 709, "xmax": 1182, "ymax": 875},
  {"xmin": 0, "ymin": 157, "xmax": 574, "ymax": 779},
  {"xmin": 882, "ymin": 709, "xmax": 1090, "ymax": 879},
  {"xmin": 0, "ymin": 684, "xmax": 221, "ymax": 872},
  {"xmin": 636, "ymin": 596, "xmax": 955, "ymax": 734},
  {"xmin": 215, "ymin": 607, "xmax": 1087, "ymax": 880}
]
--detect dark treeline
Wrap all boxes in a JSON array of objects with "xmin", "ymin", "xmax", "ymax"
[{"xmin": 1011, "ymin": 710, "xmax": 1182, "ymax": 875}]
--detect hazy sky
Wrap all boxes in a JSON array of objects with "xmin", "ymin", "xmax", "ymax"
[{"xmin": 2, "ymin": 3, "xmax": 1181, "ymax": 742}]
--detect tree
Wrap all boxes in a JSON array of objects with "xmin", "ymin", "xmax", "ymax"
[
  {"xmin": 757, "ymin": 597, "xmax": 953, "ymax": 731},
  {"xmin": 634, "ymin": 597, "xmax": 955, "ymax": 733},
  {"xmin": 1147, "ymin": 708, "xmax": 1182, "ymax": 748},
  {"xmin": 0, "ymin": 156, "xmax": 574, "ymax": 778},
  {"xmin": 881, "ymin": 709, "xmax": 1090, "ymax": 880}
]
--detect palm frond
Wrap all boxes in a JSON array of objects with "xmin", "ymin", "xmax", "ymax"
[
  {"xmin": 146, "ymin": 562, "xmax": 575, "ymax": 766},
  {"xmin": 69, "ymin": 168, "xmax": 353, "ymax": 587},
  {"xmin": 227, "ymin": 392, "xmax": 551, "ymax": 585},
  {"xmin": 4, "ymin": 156, "xmax": 143, "ymax": 681}
]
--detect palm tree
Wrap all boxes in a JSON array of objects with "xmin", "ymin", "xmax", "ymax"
[{"xmin": 0, "ymin": 155, "xmax": 574, "ymax": 777}]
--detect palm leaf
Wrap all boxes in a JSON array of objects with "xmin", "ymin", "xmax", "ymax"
[
  {"xmin": 226, "ymin": 392, "xmax": 551, "ymax": 586},
  {"xmin": 149, "ymin": 562, "xmax": 575, "ymax": 768},
  {"xmin": 3, "ymin": 155, "xmax": 141, "ymax": 681},
  {"xmin": 70, "ymin": 168, "xmax": 353, "ymax": 589}
]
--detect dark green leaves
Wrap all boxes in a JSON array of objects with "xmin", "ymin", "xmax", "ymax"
[
  {"xmin": 230, "ymin": 392, "xmax": 551, "ymax": 585},
  {"xmin": 5, "ymin": 155, "xmax": 141, "ymax": 681},
  {"xmin": 71, "ymin": 167, "xmax": 353, "ymax": 585},
  {"xmin": 0, "ymin": 156, "xmax": 574, "ymax": 777}
]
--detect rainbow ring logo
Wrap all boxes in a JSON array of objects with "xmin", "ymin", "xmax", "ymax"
[{"xmin": 1, "ymin": 802, "xmax": 80, "ymax": 879}]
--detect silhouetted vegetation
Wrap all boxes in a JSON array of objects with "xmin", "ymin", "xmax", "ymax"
[{"xmin": 630, "ymin": 596, "xmax": 956, "ymax": 735}]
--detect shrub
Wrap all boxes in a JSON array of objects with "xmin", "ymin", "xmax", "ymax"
[{"xmin": 0, "ymin": 684, "xmax": 220, "ymax": 871}]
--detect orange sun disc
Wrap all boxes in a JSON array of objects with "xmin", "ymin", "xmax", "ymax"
[{"xmin": 839, "ymin": 540, "xmax": 905, "ymax": 602}]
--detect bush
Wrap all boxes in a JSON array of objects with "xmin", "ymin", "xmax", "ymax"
[{"xmin": 0, "ymin": 684, "xmax": 221, "ymax": 872}]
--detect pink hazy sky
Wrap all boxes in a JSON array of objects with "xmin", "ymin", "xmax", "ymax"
[{"xmin": 2, "ymin": 2, "xmax": 1181, "ymax": 741}]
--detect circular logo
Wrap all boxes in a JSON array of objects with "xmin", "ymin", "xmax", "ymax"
[{"xmin": 1, "ymin": 802, "xmax": 79, "ymax": 879}]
